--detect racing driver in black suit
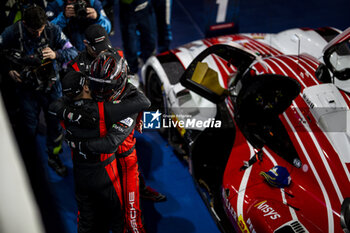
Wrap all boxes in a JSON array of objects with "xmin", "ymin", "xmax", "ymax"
[{"xmin": 50, "ymin": 52, "xmax": 148, "ymax": 232}]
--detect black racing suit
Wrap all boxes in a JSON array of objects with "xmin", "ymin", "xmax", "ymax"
[
  {"xmin": 66, "ymin": 49, "xmax": 94, "ymax": 75},
  {"xmin": 65, "ymin": 48, "xmax": 146, "ymax": 232},
  {"xmin": 78, "ymin": 84, "xmax": 147, "ymax": 233},
  {"xmin": 50, "ymin": 83, "xmax": 150, "ymax": 233}
]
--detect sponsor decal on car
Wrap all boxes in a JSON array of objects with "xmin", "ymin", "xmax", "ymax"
[
  {"xmin": 302, "ymin": 93, "xmax": 315, "ymax": 109},
  {"xmin": 254, "ymin": 200, "xmax": 281, "ymax": 220},
  {"xmin": 251, "ymin": 33, "xmax": 266, "ymax": 39},
  {"xmin": 222, "ymin": 188, "xmax": 237, "ymax": 221},
  {"xmin": 246, "ymin": 218, "xmax": 257, "ymax": 233},
  {"xmin": 238, "ymin": 215, "xmax": 250, "ymax": 233}
]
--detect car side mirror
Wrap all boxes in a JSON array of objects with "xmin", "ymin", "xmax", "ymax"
[
  {"xmin": 180, "ymin": 44, "xmax": 256, "ymax": 103},
  {"xmin": 191, "ymin": 62, "xmax": 227, "ymax": 96},
  {"xmin": 181, "ymin": 61, "xmax": 228, "ymax": 103}
]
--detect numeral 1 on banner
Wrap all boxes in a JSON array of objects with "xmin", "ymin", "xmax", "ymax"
[{"xmin": 216, "ymin": 0, "xmax": 228, "ymax": 23}]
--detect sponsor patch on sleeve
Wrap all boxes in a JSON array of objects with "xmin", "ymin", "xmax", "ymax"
[
  {"xmin": 120, "ymin": 117, "xmax": 134, "ymax": 127},
  {"xmin": 112, "ymin": 124, "xmax": 124, "ymax": 132}
]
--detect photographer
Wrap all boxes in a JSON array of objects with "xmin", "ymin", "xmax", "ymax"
[
  {"xmin": 0, "ymin": 5, "xmax": 78, "ymax": 177},
  {"xmin": 119, "ymin": 0, "xmax": 156, "ymax": 77},
  {"xmin": 46, "ymin": 0, "xmax": 111, "ymax": 51}
]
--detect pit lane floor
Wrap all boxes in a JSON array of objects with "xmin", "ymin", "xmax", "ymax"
[
  {"xmin": 38, "ymin": 0, "xmax": 348, "ymax": 232},
  {"xmin": 38, "ymin": 130, "xmax": 221, "ymax": 233}
]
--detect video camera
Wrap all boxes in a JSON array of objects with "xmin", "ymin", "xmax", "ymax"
[
  {"xmin": 73, "ymin": 0, "xmax": 87, "ymax": 18},
  {"xmin": 35, "ymin": 44, "xmax": 48, "ymax": 60},
  {"xmin": 4, "ymin": 45, "xmax": 57, "ymax": 92}
]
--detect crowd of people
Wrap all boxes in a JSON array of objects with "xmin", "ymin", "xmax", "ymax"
[{"xmin": 0, "ymin": 0, "xmax": 172, "ymax": 232}]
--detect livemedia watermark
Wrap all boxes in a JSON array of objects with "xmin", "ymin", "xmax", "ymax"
[{"xmin": 143, "ymin": 109, "xmax": 222, "ymax": 130}]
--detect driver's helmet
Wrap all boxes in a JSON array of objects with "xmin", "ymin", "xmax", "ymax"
[{"xmin": 89, "ymin": 51, "xmax": 128, "ymax": 101}]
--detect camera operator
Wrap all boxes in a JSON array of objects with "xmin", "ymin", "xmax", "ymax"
[
  {"xmin": 0, "ymin": 5, "xmax": 78, "ymax": 177},
  {"xmin": 46, "ymin": 0, "xmax": 111, "ymax": 51},
  {"xmin": 0, "ymin": 0, "xmax": 47, "ymax": 34}
]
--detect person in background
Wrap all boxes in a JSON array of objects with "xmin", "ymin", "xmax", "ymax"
[
  {"xmin": 46, "ymin": 0, "xmax": 111, "ymax": 51},
  {"xmin": 1, "ymin": 0, "xmax": 46, "ymax": 33},
  {"xmin": 151, "ymin": 0, "xmax": 172, "ymax": 53},
  {"xmin": 101, "ymin": 0, "xmax": 115, "ymax": 35},
  {"xmin": 119, "ymin": 0, "xmax": 156, "ymax": 84},
  {"xmin": 0, "ymin": 5, "xmax": 78, "ymax": 177},
  {"xmin": 66, "ymin": 24, "xmax": 118, "ymax": 73}
]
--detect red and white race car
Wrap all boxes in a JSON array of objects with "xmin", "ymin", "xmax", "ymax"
[{"xmin": 141, "ymin": 27, "xmax": 350, "ymax": 233}]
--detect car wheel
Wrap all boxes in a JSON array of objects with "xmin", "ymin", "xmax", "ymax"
[
  {"xmin": 146, "ymin": 69, "xmax": 165, "ymax": 112},
  {"xmin": 145, "ymin": 68, "xmax": 188, "ymax": 156},
  {"xmin": 145, "ymin": 68, "xmax": 170, "ymax": 138},
  {"xmin": 190, "ymin": 126, "xmax": 236, "ymax": 233}
]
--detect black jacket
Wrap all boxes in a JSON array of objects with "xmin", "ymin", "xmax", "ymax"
[
  {"xmin": 49, "ymin": 83, "xmax": 150, "ymax": 155},
  {"xmin": 66, "ymin": 49, "xmax": 94, "ymax": 74}
]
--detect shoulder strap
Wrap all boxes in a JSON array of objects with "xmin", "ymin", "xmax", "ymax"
[
  {"xmin": 18, "ymin": 22, "xmax": 24, "ymax": 52},
  {"xmin": 43, "ymin": 23, "xmax": 49, "ymax": 42}
]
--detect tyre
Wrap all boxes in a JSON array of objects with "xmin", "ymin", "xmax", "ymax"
[
  {"xmin": 145, "ymin": 69, "xmax": 165, "ymax": 112},
  {"xmin": 145, "ymin": 68, "xmax": 187, "ymax": 155}
]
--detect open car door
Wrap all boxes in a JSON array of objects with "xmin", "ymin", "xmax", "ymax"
[{"xmin": 180, "ymin": 44, "xmax": 256, "ymax": 103}]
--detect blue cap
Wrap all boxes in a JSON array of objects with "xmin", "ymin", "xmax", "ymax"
[{"xmin": 260, "ymin": 165, "xmax": 291, "ymax": 188}]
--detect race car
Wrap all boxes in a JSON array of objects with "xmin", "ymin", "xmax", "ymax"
[{"xmin": 141, "ymin": 27, "xmax": 350, "ymax": 232}]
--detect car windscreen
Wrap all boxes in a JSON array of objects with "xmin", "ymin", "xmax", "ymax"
[{"xmin": 234, "ymin": 73, "xmax": 302, "ymax": 168}]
